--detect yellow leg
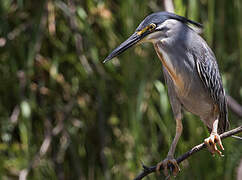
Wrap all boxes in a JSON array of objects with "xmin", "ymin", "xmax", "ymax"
[
  {"xmin": 156, "ymin": 117, "xmax": 183, "ymax": 177},
  {"xmin": 204, "ymin": 119, "xmax": 224, "ymax": 156},
  {"xmin": 168, "ymin": 116, "xmax": 183, "ymax": 157}
]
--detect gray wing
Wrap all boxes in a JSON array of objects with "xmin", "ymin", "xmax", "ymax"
[{"xmin": 194, "ymin": 47, "xmax": 229, "ymax": 133}]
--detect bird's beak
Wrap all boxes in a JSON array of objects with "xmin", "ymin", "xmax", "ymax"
[{"xmin": 103, "ymin": 32, "xmax": 143, "ymax": 63}]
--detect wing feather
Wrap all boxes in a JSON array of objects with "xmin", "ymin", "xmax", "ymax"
[{"xmin": 195, "ymin": 49, "xmax": 229, "ymax": 133}]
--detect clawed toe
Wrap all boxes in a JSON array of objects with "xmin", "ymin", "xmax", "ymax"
[
  {"xmin": 156, "ymin": 157, "xmax": 180, "ymax": 177},
  {"xmin": 204, "ymin": 133, "xmax": 224, "ymax": 156}
]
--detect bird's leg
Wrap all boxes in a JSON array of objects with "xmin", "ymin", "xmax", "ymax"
[
  {"xmin": 204, "ymin": 119, "xmax": 224, "ymax": 156},
  {"xmin": 156, "ymin": 116, "xmax": 182, "ymax": 177}
]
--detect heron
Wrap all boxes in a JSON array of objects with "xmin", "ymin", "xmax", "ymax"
[{"xmin": 103, "ymin": 12, "xmax": 229, "ymax": 176}]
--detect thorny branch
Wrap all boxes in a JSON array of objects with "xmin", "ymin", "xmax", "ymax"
[{"xmin": 134, "ymin": 125, "xmax": 242, "ymax": 180}]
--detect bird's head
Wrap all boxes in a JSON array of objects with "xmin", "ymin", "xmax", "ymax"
[{"xmin": 103, "ymin": 11, "xmax": 202, "ymax": 63}]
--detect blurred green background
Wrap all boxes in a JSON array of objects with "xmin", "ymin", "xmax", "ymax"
[{"xmin": 1, "ymin": 0, "xmax": 242, "ymax": 179}]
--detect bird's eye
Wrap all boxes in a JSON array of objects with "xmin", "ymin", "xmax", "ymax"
[
  {"xmin": 137, "ymin": 23, "xmax": 156, "ymax": 35},
  {"xmin": 148, "ymin": 23, "xmax": 156, "ymax": 31}
]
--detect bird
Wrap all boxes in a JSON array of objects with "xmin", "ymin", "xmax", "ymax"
[{"xmin": 103, "ymin": 11, "xmax": 229, "ymax": 177}]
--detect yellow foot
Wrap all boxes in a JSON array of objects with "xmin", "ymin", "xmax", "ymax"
[
  {"xmin": 156, "ymin": 156, "xmax": 180, "ymax": 177},
  {"xmin": 204, "ymin": 133, "xmax": 224, "ymax": 156}
]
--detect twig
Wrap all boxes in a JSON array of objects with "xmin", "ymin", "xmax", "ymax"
[{"xmin": 134, "ymin": 125, "xmax": 242, "ymax": 180}]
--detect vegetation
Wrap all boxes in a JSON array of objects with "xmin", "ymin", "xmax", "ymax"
[{"xmin": 1, "ymin": 0, "xmax": 241, "ymax": 179}]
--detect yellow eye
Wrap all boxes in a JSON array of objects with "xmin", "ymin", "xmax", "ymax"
[
  {"xmin": 137, "ymin": 23, "xmax": 156, "ymax": 35},
  {"xmin": 148, "ymin": 23, "xmax": 156, "ymax": 31}
]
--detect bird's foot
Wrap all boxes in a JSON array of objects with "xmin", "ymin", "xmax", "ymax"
[
  {"xmin": 156, "ymin": 156, "xmax": 180, "ymax": 177},
  {"xmin": 204, "ymin": 133, "xmax": 224, "ymax": 156}
]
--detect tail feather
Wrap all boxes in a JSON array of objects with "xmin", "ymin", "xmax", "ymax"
[{"xmin": 218, "ymin": 93, "xmax": 229, "ymax": 134}]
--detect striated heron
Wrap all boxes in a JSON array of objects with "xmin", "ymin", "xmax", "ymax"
[{"xmin": 103, "ymin": 12, "xmax": 229, "ymax": 177}]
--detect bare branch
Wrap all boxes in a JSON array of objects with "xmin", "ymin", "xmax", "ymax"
[{"xmin": 134, "ymin": 125, "xmax": 242, "ymax": 180}]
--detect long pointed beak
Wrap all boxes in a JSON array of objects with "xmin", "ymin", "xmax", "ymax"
[{"xmin": 103, "ymin": 32, "xmax": 143, "ymax": 63}]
